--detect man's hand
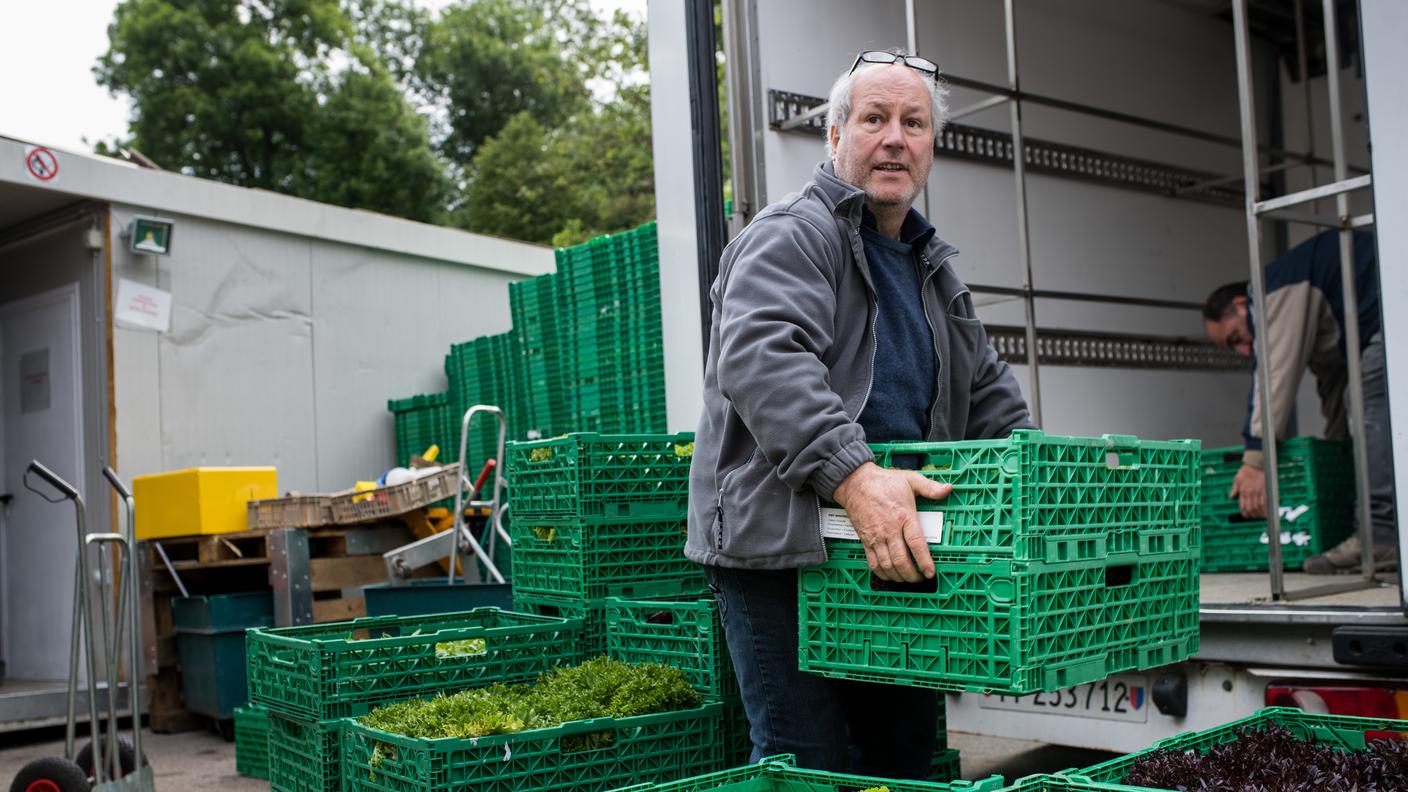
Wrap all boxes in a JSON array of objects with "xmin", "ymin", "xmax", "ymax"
[
  {"xmin": 832, "ymin": 462, "xmax": 953, "ymax": 583},
  {"xmin": 1230, "ymin": 463, "xmax": 1267, "ymax": 519}
]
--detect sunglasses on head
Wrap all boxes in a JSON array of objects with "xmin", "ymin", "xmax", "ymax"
[{"xmin": 849, "ymin": 50, "xmax": 940, "ymax": 81}]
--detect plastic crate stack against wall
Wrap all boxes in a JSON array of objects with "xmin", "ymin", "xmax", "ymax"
[
  {"xmin": 1199, "ymin": 438, "xmax": 1355, "ymax": 572},
  {"xmin": 797, "ymin": 430, "xmax": 1202, "ymax": 695},
  {"xmin": 510, "ymin": 272, "xmax": 568, "ymax": 438},
  {"xmin": 445, "ymin": 331, "xmax": 526, "ymax": 485},
  {"xmin": 244, "ymin": 608, "xmax": 582, "ymax": 792},
  {"xmin": 557, "ymin": 223, "xmax": 667, "ymax": 433},
  {"xmin": 508, "ymin": 432, "xmax": 704, "ymax": 660},
  {"xmin": 387, "ymin": 392, "xmax": 455, "ymax": 466}
]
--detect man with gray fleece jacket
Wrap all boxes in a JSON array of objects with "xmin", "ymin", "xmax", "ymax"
[{"xmin": 686, "ymin": 50, "xmax": 1032, "ymax": 778}]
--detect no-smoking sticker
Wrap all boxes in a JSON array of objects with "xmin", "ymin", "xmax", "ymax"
[{"xmin": 23, "ymin": 146, "xmax": 59, "ymax": 184}]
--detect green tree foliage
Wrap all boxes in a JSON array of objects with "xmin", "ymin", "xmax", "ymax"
[
  {"xmin": 94, "ymin": 0, "xmax": 661, "ymax": 237},
  {"xmin": 294, "ymin": 52, "xmax": 449, "ymax": 221},
  {"xmin": 458, "ymin": 9, "xmax": 655, "ymax": 245},
  {"xmin": 96, "ymin": 0, "xmax": 445, "ymax": 221},
  {"xmin": 415, "ymin": 0, "xmax": 595, "ymax": 168}
]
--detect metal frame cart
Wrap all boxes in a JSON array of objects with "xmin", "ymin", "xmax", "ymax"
[{"xmin": 8, "ymin": 462, "xmax": 153, "ymax": 792}]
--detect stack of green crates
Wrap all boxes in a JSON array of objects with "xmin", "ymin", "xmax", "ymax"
[
  {"xmin": 508, "ymin": 432, "xmax": 704, "ymax": 659},
  {"xmin": 1200, "ymin": 437, "xmax": 1355, "ymax": 572},
  {"xmin": 444, "ymin": 331, "xmax": 529, "ymax": 482},
  {"xmin": 510, "ymin": 272, "xmax": 567, "ymax": 438},
  {"xmin": 387, "ymin": 392, "xmax": 454, "ymax": 466},
  {"xmin": 798, "ymin": 431, "xmax": 1202, "ymax": 695},
  {"xmin": 245, "ymin": 608, "xmax": 582, "ymax": 792},
  {"xmin": 233, "ymin": 705, "xmax": 270, "ymax": 780},
  {"xmin": 556, "ymin": 223, "xmax": 667, "ymax": 433}
]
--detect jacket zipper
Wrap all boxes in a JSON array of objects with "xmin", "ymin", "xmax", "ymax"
[
  {"xmin": 827, "ymin": 223, "xmax": 881, "ymax": 558},
  {"xmin": 920, "ymin": 252, "xmax": 959, "ymax": 439}
]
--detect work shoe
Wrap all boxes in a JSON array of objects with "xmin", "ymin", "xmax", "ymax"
[{"xmin": 1303, "ymin": 535, "xmax": 1399, "ymax": 575}]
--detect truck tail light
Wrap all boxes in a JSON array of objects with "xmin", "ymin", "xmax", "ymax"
[{"xmin": 1265, "ymin": 685, "xmax": 1408, "ymax": 740}]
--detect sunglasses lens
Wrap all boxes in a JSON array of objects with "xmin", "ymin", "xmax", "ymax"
[{"xmin": 908, "ymin": 56, "xmax": 939, "ymax": 74}]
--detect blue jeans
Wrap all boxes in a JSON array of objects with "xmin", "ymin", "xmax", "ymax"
[
  {"xmin": 1354, "ymin": 333, "xmax": 1396, "ymax": 543},
  {"xmin": 705, "ymin": 565, "xmax": 939, "ymax": 778}
]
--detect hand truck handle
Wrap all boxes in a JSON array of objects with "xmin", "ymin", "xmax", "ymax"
[{"xmin": 26, "ymin": 460, "xmax": 79, "ymax": 501}]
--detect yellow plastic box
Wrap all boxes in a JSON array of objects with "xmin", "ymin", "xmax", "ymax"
[{"xmin": 133, "ymin": 467, "xmax": 278, "ymax": 540}]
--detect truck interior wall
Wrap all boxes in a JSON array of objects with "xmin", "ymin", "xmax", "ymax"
[
  {"xmin": 110, "ymin": 205, "xmax": 517, "ymax": 494},
  {"xmin": 1360, "ymin": 0, "xmax": 1408, "ymax": 593},
  {"xmin": 744, "ymin": 0, "xmax": 1324, "ymax": 443}
]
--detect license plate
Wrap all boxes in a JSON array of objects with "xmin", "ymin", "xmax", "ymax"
[{"xmin": 976, "ymin": 675, "xmax": 1150, "ymax": 722}]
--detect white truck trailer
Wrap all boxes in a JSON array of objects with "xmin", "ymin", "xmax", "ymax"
[{"xmin": 648, "ymin": 0, "xmax": 1408, "ymax": 752}]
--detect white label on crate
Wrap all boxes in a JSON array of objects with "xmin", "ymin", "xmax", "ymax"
[
  {"xmin": 820, "ymin": 507, "xmax": 943, "ymax": 543},
  {"xmin": 1260, "ymin": 530, "xmax": 1311, "ymax": 547}
]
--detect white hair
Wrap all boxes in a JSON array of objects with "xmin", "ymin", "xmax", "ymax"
[{"xmin": 824, "ymin": 53, "xmax": 949, "ymax": 157}]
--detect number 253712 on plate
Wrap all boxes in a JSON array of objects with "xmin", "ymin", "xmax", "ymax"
[{"xmin": 977, "ymin": 675, "xmax": 1150, "ymax": 722}]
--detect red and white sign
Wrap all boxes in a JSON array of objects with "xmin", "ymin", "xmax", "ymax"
[
  {"xmin": 114, "ymin": 278, "xmax": 173, "ymax": 333},
  {"xmin": 23, "ymin": 146, "xmax": 59, "ymax": 184}
]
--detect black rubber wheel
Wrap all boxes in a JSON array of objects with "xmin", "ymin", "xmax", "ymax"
[
  {"xmin": 9, "ymin": 756, "xmax": 89, "ymax": 792},
  {"xmin": 75, "ymin": 735, "xmax": 143, "ymax": 780}
]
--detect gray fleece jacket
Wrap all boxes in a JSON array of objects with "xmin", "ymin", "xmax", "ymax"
[{"xmin": 686, "ymin": 161, "xmax": 1033, "ymax": 569}]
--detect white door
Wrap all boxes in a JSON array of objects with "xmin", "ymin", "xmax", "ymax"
[{"xmin": 0, "ymin": 285, "xmax": 84, "ymax": 681}]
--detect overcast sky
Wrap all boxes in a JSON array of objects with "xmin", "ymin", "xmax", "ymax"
[{"xmin": 0, "ymin": 0, "xmax": 645, "ymax": 155}]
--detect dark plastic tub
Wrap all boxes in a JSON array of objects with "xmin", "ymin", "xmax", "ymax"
[
  {"xmin": 361, "ymin": 579, "xmax": 512, "ymax": 617},
  {"xmin": 172, "ymin": 592, "xmax": 274, "ymax": 720}
]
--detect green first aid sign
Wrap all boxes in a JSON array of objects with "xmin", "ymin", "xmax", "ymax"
[{"xmin": 129, "ymin": 216, "xmax": 173, "ymax": 255}]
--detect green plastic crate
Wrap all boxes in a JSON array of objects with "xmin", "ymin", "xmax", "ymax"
[
  {"xmin": 1199, "ymin": 439, "xmax": 1355, "ymax": 572},
  {"xmin": 388, "ymin": 392, "xmax": 454, "ymax": 466},
  {"xmin": 234, "ymin": 705, "xmax": 271, "ymax": 780},
  {"xmin": 340, "ymin": 702, "xmax": 725, "ymax": 792},
  {"xmin": 510, "ymin": 517, "xmax": 704, "ymax": 600},
  {"xmin": 856, "ymin": 432, "xmax": 1202, "ymax": 562},
  {"xmin": 1200, "ymin": 511, "xmax": 1353, "ymax": 572},
  {"xmin": 720, "ymin": 698, "xmax": 750, "ymax": 768},
  {"xmin": 930, "ymin": 748, "xmax": 961, "ymax": 784},
  {"xmin": 1071, "ymin": 706, "xmax": 1408, "ymax": 788},
  {"xmin": 269, "ymin": 714, "xmax": 341, "ymax": 792},
  {"xmin": 505, "ymin": 432, "xmax": 694, "ymax": 522},
  {"xmin": 607, "ymin": 595, "xmax": 733, "ymax": 699},
  {"xmin": 510, "ymin": 274, "xmax": 567, "ymax": 437},
  {"xmin": 512, "ymin": 593, "xmax": 608, "ymax": 659},
  {"xmin": 246, "ymin": 608, "xmax": 582, "ymax": 721},
  {"xmin": 799, "ymin": 544, "xmax": 1200, "ymax": 695},
  {"xmin": 609, "ymin": 752, "xmax": 1001, "ymax": 792}
]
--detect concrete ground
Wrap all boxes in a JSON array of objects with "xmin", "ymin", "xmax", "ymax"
[{"xmin": 0, "ymin": 724, "xmax": 1114, "ymax": 790}]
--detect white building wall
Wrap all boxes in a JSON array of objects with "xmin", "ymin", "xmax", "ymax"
[{"xmin": 111, "ymin": 206, "xmax": 529, "ymax": 494}]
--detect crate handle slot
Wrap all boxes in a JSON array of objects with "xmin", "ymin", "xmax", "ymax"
[
  {"xmin": 875, "ymin": 444, "xmax": 959, "ymax": 473},
  {"xmin": 868, "ymin": 574, "xmax": 938, "ymax": 595},
  {"xmin": 645, "ymin": 610, "xmax": 675, "ymax": 626},
  {"xmin": 1222, "ymin": 450, "xmax": 1243, "ymax": 463},
  {"xmin": 1104, "ymin": 564, "xmax": 1137, "ymax": 588},
  {"xmin": 1106, "ymin": 450, "xmax": 1139, "ymax": 469}
]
